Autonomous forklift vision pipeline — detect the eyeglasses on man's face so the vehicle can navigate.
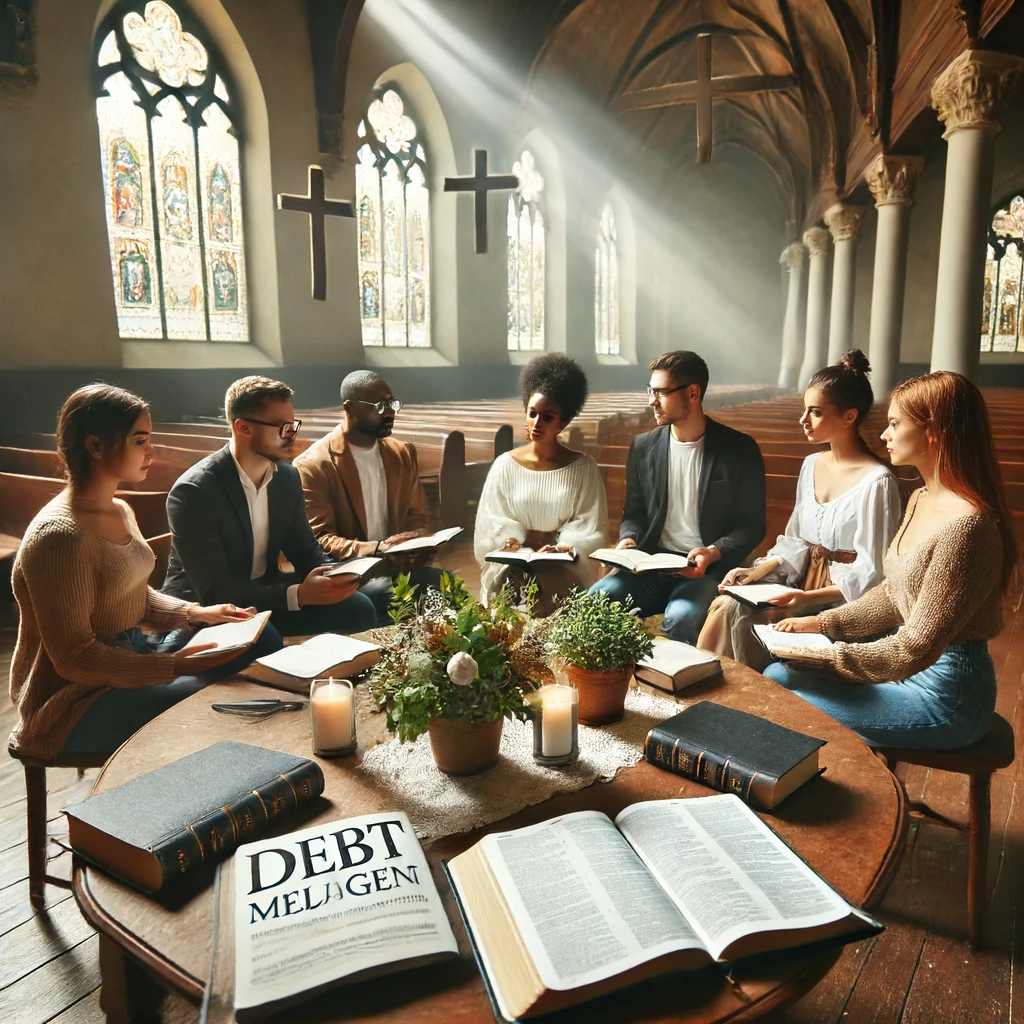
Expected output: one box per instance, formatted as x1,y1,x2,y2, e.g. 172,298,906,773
646,385,687,401
243,417,302,439
357,399,403,416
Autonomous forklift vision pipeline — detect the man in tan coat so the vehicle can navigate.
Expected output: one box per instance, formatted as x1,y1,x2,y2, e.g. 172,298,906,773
293,371,446,623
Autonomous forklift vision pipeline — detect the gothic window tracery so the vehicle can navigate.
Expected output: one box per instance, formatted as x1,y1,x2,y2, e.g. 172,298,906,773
981,195,1024,353
95,0,248,341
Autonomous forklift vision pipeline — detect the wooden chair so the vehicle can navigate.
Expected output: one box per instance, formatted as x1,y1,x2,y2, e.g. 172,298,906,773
7,743,109,910
874,712,1016,949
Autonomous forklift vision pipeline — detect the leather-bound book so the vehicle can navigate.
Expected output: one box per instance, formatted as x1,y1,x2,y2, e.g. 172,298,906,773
645,701,825,811
63,741,325,893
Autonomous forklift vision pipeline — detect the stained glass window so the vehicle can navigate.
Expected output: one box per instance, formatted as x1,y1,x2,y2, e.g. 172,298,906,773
507,151,545,351
355,87,430,347
595,202,620,355
94,1,248,341
981,195,1024,353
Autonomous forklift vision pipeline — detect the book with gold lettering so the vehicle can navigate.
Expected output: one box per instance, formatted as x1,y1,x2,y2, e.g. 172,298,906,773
63,742,324,893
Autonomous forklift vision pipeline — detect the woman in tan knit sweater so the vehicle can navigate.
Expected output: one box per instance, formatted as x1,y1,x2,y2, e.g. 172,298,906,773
8,385,282,760
764,371,1016,749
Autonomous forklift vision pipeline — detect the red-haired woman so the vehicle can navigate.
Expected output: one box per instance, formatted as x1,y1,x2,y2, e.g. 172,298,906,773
765,371,1015,749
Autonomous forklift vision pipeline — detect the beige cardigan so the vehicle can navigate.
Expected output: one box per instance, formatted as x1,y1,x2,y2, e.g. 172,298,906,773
816,489,1005,682
8,493,191,759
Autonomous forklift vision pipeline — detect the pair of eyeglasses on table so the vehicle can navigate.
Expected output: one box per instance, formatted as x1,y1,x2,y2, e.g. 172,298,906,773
211,699,306,719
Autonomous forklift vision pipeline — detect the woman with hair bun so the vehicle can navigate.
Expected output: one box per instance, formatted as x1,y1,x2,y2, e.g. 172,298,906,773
698,350,901,668
766,371,1015,749
474,354,608,614
7,384,281,761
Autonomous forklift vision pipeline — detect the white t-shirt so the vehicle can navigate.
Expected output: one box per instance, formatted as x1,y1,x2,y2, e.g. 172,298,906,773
658,434,705,554
348,441,388,541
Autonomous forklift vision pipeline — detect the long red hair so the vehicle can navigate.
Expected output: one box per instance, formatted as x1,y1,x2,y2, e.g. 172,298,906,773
889,371,1017,591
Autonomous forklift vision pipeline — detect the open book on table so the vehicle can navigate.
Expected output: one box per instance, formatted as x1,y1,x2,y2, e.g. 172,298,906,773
485,547,577,567
232,810,458,1021
240,633,381,693
446,794,880,1021
180,610,272,656
385,526,463,555
753,624,835,661
589,547,695,574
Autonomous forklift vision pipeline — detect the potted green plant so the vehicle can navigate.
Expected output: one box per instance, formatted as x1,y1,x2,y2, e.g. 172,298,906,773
368,575,548,775
545,588,654,725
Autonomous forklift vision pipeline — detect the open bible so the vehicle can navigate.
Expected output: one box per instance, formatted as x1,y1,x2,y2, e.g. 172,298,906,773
589,547,695,573
446,794,880,1021
485,547,577,567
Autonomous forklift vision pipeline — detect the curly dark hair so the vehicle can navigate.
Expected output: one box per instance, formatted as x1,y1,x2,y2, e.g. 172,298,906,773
808,349,874,423
518,354,589,423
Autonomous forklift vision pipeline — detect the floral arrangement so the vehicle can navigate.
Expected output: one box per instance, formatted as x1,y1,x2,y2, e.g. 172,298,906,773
368,574,550,742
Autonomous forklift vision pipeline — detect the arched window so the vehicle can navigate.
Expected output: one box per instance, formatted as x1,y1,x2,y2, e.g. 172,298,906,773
981,194,1024,353
507,151,545,351
95,1,248,341
595,201,620,355
356,87,430,348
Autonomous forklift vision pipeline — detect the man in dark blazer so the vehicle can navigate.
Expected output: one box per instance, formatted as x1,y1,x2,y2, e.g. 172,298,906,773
163,376,377,636
590,351,765,643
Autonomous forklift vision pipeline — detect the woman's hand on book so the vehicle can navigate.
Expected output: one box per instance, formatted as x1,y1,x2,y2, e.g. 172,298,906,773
190,603,256,626
719,566,750,588
766,589,811,611
502,537,522,552
536,543,575,554
773,614,822,633
172,643,241,674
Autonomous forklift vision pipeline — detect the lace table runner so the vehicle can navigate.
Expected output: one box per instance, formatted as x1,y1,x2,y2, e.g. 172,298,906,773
357,688,683,839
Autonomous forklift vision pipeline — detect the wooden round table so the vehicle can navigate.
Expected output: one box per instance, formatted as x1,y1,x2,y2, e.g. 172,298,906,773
73,659,906,1023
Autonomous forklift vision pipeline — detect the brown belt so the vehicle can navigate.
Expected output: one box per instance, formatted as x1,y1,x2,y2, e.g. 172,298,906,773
809,543,856,564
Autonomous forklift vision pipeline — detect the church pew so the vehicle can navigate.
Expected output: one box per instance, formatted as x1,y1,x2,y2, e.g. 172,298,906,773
0,474,64,559
0,447,61,479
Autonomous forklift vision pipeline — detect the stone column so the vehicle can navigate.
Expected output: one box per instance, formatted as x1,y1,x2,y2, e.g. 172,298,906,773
798,227,832,388
930,49,1024,378
824,203,868,363
865,154,924,397
778,242,807,389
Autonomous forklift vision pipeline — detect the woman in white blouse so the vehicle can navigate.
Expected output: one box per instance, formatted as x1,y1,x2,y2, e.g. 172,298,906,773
697,350,902,668
475,354,608,613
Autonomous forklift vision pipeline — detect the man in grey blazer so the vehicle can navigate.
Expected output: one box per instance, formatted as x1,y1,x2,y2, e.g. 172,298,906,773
590,352,766,644
163,376,377,636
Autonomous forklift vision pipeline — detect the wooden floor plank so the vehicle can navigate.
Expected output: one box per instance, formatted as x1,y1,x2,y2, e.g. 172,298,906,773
0,877,73,938
46,988,104,1024
0,891,95,990
0,933,100,1024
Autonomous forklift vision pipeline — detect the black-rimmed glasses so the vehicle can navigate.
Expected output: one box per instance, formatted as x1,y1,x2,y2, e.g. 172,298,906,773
242,417,302,439
357,399,403,415
646,385,687,401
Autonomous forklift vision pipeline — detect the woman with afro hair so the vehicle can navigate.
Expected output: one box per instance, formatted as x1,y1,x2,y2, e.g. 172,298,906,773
474,354,608,614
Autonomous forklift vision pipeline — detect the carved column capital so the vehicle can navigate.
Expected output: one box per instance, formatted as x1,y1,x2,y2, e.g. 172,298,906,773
931,49,1024,136
802,226,831,258
780,242,807,271
824,204,868,243
865,154,925,207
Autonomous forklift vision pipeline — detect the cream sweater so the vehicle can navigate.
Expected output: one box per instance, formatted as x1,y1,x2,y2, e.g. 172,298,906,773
8,493,191,759
816,489,1005,683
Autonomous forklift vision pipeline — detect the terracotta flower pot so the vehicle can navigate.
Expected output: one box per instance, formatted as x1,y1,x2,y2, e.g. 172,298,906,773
563,664,633,725
427,716,504,775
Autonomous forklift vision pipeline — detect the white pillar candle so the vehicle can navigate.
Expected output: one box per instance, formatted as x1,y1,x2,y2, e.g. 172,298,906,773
311,678,355,752
541,685,574,758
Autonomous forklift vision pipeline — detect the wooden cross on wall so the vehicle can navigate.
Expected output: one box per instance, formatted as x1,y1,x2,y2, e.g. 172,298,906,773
610,33,797,164
444,149,520,254
276,165,354,300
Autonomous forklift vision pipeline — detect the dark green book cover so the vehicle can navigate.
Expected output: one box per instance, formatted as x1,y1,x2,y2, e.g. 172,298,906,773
645,701,825,810
64,741,324,892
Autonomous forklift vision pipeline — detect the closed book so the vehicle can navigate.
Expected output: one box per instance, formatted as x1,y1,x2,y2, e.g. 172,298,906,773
633,638,721,692
63,742,325,893
241,632,381,693
645,702,825,811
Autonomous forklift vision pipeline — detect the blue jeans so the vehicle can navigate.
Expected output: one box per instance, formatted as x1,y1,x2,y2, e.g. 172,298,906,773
270,590,378,637
589,571,721,644
60,622,284,757
762,640,997,749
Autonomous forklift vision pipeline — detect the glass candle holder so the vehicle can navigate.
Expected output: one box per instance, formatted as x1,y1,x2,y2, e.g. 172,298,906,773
310,678,357,757
532,684,578,767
